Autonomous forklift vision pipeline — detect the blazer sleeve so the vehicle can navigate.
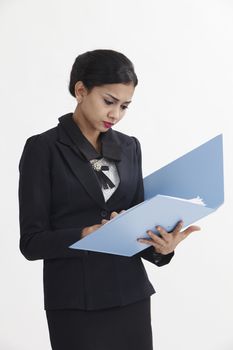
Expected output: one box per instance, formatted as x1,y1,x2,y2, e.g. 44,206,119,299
131,136,175,267
18,134,85,261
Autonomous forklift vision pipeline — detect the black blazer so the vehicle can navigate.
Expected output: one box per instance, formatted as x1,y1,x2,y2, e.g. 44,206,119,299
18,113,174,310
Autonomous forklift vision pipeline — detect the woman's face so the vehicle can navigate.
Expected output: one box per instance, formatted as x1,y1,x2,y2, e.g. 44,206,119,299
74,82,135,133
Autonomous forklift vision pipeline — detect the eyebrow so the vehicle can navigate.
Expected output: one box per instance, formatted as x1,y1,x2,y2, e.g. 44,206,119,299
105,93,132,104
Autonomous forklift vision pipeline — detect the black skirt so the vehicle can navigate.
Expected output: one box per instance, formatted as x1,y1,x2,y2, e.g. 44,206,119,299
46,297,153,350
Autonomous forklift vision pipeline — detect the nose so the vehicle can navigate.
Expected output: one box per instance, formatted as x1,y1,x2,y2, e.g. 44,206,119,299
108,106,121,122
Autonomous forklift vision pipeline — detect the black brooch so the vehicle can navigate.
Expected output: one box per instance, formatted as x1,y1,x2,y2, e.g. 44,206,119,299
90,159,115,190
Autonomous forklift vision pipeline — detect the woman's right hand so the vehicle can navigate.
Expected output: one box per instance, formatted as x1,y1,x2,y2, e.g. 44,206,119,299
81,224,104,238
81,210,126,238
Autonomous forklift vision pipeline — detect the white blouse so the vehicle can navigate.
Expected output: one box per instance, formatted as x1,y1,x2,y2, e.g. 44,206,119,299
89,157,120,202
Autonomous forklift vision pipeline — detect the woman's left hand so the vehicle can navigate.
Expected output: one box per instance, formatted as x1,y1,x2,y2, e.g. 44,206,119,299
137,221,201,255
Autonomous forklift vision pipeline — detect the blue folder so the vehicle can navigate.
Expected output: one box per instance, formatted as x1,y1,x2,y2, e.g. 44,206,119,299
69,134,224,256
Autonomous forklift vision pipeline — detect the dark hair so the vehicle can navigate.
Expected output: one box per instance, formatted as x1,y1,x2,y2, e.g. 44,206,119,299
68,49,138,97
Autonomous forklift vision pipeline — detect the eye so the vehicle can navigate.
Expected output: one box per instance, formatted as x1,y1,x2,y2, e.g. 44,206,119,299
104,99,129,110
104,99,113,105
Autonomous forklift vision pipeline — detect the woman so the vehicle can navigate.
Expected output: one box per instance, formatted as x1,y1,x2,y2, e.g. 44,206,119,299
18,49,200,350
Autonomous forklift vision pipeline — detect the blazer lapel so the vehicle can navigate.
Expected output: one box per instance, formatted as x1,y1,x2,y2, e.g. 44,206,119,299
56,141,107,208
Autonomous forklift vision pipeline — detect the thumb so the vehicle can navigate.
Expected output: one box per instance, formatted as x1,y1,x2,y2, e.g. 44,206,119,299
182,225,201,238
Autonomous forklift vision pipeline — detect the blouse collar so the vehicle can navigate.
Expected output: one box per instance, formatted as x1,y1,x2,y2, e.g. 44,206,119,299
58,113,122,161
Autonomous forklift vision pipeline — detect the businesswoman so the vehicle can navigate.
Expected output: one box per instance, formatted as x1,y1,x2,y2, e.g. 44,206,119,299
18,49,200,350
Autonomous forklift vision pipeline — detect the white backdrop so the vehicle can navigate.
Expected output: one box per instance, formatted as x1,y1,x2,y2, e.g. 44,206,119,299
0,0,232,349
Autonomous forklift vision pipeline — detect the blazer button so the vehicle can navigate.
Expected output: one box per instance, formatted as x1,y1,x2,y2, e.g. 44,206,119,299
101,210,108,218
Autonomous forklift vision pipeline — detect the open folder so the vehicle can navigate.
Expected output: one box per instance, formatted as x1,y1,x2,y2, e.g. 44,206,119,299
70,134,224,256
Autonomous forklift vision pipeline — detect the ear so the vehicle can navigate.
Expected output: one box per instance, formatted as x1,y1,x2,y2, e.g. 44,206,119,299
74,81,88,103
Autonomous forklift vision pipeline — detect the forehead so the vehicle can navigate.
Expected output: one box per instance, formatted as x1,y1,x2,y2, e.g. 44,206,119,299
94,83,135,101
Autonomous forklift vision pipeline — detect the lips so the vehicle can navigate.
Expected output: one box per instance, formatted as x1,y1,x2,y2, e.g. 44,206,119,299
103,121,113,128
